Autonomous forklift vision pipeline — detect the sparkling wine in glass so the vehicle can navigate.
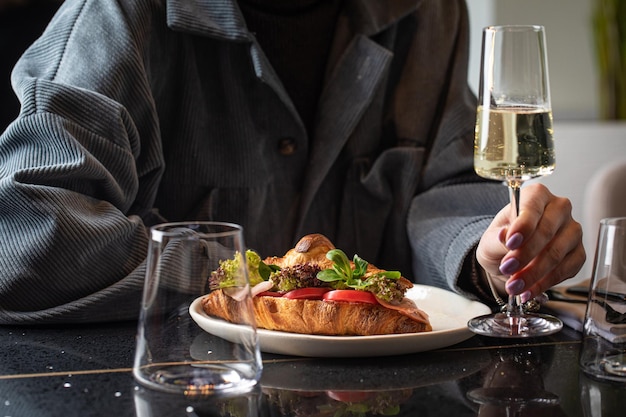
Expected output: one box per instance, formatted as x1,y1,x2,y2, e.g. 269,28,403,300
468,25,563,337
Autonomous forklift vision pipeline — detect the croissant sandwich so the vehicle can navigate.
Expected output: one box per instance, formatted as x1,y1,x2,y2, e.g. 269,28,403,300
201,234,432,336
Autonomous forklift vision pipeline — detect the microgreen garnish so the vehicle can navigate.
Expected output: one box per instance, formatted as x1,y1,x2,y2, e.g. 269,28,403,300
316,249,401,289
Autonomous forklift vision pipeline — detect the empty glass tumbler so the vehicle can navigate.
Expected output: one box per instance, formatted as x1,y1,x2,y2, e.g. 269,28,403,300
579,217,626,382
133,222,262,394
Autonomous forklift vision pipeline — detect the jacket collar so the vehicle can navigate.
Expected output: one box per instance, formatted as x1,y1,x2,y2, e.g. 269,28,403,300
165,0,250,41
165,0,423,40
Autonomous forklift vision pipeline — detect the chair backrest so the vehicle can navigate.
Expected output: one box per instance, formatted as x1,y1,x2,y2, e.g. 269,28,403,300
583,158,626,262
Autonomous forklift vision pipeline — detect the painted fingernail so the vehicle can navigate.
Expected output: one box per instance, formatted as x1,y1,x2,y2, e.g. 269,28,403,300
499,258,520,276
506,232,524,250
506,279,526,295
520,290,533,304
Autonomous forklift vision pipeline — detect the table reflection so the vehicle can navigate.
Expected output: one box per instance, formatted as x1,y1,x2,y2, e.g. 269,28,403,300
466,346,567,417
131,348,492,417
134,385,261,417
579,372,626,417
262,387,413,416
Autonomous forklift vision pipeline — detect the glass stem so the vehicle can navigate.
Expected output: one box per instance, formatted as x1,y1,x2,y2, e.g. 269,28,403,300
509,181,521,217
507,182,523,317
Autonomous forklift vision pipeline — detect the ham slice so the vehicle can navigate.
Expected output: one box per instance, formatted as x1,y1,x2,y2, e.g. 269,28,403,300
377,297,430,325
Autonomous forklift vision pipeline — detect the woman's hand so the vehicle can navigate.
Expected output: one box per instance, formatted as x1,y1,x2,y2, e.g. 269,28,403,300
476,183,586,303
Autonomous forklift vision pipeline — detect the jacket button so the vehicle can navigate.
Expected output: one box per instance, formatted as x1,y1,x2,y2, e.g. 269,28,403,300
277,137,297,155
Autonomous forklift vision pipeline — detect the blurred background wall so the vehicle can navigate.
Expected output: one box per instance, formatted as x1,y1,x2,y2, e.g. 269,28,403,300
467,0,599,120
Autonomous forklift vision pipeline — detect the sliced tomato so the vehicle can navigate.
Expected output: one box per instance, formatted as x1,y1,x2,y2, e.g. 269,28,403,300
322,289,378,305
257,291,283,297
326,390,375,403
283,287,331,300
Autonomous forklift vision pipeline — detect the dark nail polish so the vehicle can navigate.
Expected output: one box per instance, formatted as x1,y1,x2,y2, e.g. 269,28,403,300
506,279,526,295
506,232,524,250
499,258,520,276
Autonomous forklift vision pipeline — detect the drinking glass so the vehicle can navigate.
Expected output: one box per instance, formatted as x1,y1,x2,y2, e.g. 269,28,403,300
579,217,626,382
468,25,563,337
133,222,262,394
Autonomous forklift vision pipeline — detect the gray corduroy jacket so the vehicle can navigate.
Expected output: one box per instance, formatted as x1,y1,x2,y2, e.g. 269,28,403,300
0,0,507,323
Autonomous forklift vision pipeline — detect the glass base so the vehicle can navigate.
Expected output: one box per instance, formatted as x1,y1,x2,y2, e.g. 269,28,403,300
581,353,626,382
134,363,259,395
468,312,563,338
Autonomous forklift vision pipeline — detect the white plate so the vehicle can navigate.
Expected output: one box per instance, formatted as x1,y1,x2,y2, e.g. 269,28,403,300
189,285,490,357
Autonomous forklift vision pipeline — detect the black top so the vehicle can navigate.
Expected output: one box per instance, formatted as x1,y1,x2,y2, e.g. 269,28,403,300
238,0,343,135
0,1,62,131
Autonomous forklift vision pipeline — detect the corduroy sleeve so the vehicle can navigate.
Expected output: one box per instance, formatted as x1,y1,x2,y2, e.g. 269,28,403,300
0,0,165,324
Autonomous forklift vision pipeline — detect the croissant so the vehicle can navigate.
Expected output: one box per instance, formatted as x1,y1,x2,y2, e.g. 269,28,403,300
201,289,432,335
263,233,336,269
264,234,392,276
201,233,432,336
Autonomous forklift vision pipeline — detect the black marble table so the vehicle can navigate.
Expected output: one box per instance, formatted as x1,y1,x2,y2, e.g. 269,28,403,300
1,318,624,416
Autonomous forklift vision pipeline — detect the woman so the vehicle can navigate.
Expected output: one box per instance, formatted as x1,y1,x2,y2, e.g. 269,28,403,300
0,0,584,323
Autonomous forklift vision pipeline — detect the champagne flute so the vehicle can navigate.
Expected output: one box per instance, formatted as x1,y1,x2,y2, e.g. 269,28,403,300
468,25,563,337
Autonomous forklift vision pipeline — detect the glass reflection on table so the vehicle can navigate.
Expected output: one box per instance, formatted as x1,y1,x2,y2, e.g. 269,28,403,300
466,347,567,417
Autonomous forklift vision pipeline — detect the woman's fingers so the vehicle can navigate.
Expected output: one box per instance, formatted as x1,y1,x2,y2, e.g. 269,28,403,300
477,183,586,299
